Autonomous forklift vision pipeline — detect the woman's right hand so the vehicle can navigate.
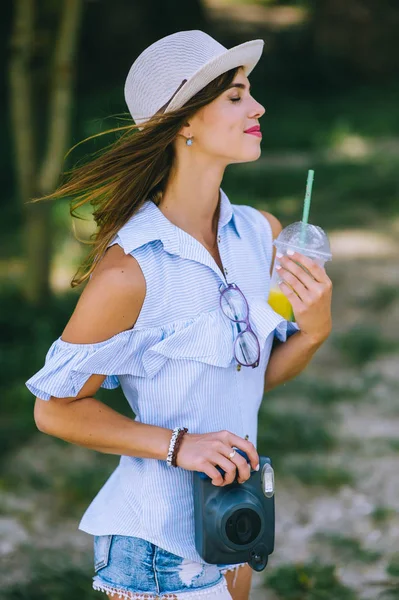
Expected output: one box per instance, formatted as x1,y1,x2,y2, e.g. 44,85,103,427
176,430,260,486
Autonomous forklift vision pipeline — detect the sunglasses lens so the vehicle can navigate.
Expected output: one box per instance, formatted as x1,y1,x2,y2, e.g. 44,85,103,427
220,287,248,321
235,330,259,366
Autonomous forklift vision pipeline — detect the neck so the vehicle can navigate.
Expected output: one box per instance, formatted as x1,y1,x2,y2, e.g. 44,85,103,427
158,151,226,247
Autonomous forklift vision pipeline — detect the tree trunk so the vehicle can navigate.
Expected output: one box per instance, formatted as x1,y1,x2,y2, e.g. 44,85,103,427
9,0,84,305
8,0,36,210
37,0,84,196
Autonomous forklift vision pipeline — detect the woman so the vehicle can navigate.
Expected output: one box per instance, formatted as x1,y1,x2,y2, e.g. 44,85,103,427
26,30,332,600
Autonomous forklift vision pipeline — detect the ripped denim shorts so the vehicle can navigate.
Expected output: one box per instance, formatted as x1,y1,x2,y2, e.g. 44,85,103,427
93,534,246,599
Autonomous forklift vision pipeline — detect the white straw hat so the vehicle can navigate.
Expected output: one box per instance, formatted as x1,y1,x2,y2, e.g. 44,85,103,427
125,30,264,126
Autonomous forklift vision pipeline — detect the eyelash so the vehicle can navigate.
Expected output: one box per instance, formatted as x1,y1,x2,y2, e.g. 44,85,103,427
230,97,241,103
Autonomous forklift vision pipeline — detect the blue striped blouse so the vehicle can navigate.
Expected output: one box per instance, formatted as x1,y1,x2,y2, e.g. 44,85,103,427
25,189,299,563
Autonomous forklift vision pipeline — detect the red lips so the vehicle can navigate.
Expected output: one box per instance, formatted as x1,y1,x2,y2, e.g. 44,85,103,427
244,125,261,134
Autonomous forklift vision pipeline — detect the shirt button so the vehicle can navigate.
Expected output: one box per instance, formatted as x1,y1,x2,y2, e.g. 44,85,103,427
224,267,228,275
236,364,241,371
217,235,221,243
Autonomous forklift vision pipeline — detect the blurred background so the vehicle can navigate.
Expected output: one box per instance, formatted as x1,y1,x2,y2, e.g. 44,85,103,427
1,1,399,598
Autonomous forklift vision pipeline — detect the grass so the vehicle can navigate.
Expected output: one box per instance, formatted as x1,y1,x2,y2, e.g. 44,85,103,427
371,505,397,524
264,374,371,405
314,532,382,564
265,561,358,600
282,459,353,489
379,591,399,600
1,562,98,600
355,285,399,312
331,325,399,366
257,404,335,465
387,439,399,452
386,555,399,578
5,457,118,517
51,455,118,516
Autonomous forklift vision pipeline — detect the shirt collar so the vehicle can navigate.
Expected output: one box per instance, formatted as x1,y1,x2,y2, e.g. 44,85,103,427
116,188,241,256
218,188,241,237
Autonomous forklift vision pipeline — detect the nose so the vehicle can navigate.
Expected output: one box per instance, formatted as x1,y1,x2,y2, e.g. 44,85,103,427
249,98,266,119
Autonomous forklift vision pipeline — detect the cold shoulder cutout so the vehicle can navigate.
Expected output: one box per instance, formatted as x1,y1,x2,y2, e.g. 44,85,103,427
26,296,299,401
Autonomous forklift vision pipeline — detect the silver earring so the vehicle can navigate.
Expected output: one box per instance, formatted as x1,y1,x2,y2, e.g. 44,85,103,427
186,137,193,146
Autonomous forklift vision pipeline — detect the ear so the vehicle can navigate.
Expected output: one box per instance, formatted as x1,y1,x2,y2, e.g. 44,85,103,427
177,121,191,138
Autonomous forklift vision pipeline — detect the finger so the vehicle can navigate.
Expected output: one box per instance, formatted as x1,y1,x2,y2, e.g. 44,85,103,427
233,454,251,484
285,252,329,284
277,258,318,291
218,443,251,483
276,266,311,301
278,281,303,313
226,435,259,470
204,465,224,487
213,455,237,485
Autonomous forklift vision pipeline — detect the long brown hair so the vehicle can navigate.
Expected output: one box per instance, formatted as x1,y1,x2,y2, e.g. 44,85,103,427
32,67,240,287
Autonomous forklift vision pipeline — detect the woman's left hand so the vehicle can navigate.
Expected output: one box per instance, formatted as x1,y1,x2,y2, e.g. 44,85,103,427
276,251,333,344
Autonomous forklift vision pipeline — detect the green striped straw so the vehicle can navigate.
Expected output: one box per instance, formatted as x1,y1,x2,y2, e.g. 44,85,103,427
300,169,314,246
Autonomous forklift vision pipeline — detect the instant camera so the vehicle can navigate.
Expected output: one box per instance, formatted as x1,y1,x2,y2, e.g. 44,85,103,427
193,449,275,571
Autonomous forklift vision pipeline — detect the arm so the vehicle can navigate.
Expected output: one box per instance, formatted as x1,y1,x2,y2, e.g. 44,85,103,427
264,331,324,393
33,244,173,459
34,244,259,485
258,211,333,392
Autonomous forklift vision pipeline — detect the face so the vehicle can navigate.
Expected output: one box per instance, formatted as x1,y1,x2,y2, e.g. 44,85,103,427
183,69,265,165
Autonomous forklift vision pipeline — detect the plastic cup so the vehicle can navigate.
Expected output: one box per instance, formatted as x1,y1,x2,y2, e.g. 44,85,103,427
268,221,332,321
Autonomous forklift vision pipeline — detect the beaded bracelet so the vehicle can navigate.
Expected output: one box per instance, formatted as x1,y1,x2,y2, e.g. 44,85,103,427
171,427,188,467
166,427,188,467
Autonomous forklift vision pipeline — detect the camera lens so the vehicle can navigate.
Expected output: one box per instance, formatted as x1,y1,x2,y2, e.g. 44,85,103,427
225,508,261,545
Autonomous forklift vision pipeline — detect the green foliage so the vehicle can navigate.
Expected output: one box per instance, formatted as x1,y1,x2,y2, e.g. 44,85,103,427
371,505,397,524
314,532,381,563
332,325,398,366
254,85,399,152
2,563,98,600
3,445,118,517
265,562,358,599
266,374,370,405
283,460,353,489
379,590,399,600
387,439,399,452
50,455,118,516
0,288,77,459
386,555,399,578
224,158,399,230
0,286,131,464
257,404,335,464
355,285,399,312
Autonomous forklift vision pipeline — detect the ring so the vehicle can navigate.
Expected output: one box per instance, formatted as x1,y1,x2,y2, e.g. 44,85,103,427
229,449,236,459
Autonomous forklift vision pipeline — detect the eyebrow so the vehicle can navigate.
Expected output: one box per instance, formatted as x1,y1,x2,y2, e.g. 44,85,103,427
227,83,251,91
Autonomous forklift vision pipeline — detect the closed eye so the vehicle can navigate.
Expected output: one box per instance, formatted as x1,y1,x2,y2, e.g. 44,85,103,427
230,97,241,103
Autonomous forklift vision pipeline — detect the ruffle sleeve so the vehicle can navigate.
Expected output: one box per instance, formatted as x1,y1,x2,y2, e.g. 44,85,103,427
246,297,300,343
25,298,300,400
138,297,300,375
25,328,159,401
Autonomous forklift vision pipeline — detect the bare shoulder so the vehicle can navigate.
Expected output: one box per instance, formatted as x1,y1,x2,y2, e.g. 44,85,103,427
61,244,146,344
257,209,283,240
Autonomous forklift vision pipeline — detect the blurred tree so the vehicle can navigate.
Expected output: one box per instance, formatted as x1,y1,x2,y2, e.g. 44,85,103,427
311,0,399,82
8,0,83,305
7,0,209,304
